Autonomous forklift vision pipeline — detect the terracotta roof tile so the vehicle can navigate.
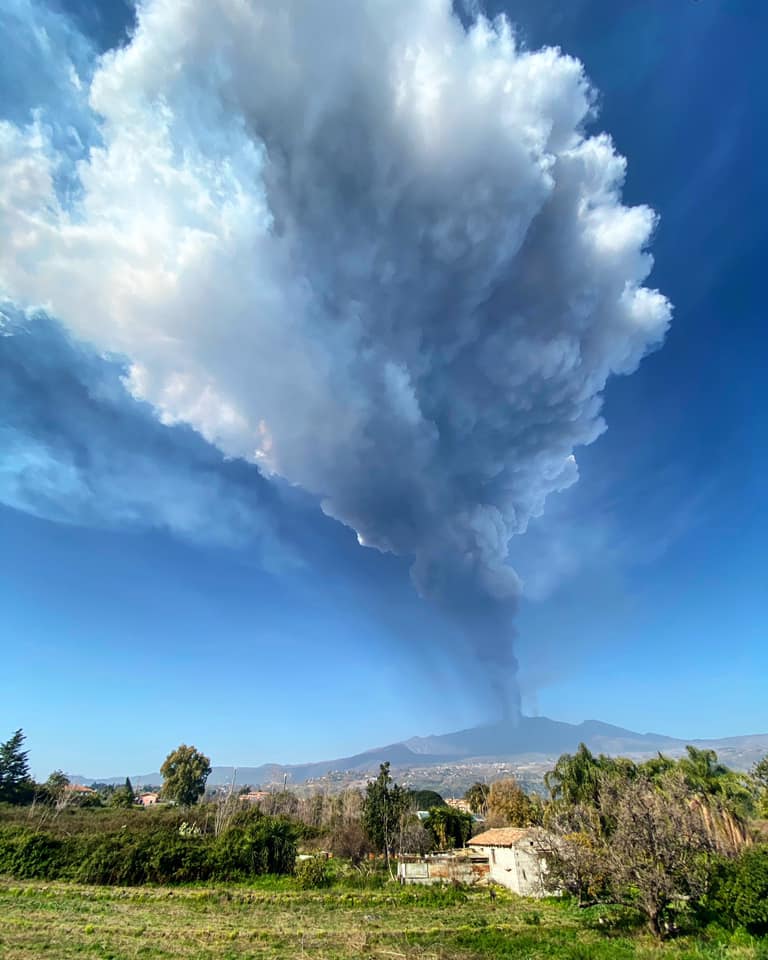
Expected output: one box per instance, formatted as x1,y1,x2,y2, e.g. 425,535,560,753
467,827,537,847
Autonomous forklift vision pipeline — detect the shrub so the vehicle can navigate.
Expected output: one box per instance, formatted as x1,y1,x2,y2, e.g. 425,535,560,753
704,847,768,935
213,814,297,879
0,829,64,878
0,813,298,885
295,856,330,889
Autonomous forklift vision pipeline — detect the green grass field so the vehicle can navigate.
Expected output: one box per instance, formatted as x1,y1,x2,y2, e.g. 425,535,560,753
1,877,766,960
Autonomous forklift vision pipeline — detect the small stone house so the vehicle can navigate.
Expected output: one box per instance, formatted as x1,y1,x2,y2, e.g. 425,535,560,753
467,827,549,897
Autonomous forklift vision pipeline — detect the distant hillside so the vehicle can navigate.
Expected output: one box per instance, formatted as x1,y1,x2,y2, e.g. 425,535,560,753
72,715,768,788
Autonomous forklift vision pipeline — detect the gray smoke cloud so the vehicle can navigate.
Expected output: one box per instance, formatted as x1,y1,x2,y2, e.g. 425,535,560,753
0,0,670,708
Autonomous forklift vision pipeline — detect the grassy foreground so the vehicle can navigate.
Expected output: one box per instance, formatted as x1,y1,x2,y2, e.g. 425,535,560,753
1,877,766,960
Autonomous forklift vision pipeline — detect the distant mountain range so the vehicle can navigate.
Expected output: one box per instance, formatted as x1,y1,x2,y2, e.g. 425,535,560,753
72,715,768,789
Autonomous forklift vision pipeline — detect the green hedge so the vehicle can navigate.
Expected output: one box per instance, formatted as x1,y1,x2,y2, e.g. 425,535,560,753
703,846,768,936
0,813,297,885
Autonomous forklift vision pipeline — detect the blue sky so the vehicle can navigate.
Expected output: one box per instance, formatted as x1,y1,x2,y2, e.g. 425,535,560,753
0,0,765,778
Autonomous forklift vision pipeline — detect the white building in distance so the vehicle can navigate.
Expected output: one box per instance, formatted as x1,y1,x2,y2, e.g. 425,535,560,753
467,827,549,897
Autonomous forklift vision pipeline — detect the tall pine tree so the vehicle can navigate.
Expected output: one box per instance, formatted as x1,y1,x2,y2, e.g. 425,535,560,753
0,729,32,804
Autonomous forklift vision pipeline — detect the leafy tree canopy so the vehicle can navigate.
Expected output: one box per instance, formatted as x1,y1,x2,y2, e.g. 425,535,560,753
408,789,445,810
488,778,540,826
44,770,70,795
464,782,490,814
160,744,212,807
753,755,768,790
424,806,472,850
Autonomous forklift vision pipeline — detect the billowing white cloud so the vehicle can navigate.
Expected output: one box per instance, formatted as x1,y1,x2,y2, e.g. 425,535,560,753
0,303,297,567
0,0,670,705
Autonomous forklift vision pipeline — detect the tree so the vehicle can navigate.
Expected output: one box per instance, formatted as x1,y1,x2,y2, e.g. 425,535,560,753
602,775,718,936
543,772,722,936
677,746,755,818
160,744,211,807
464,782,490,815
409,789,445,810
544,743,603,806
753,755,768,791
361,762,408,875
638,753,676,782
111,777,136,808
752,755,768,817
43,770,71,810
544,743,638,808
538,802,608,905
678,746,729,794
0,729,33,804
424,806,472,850
488,778,539,826
44,770,70,795
262,790,299,818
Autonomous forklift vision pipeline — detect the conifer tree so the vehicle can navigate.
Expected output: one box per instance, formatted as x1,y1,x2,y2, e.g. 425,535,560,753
0,729,33,804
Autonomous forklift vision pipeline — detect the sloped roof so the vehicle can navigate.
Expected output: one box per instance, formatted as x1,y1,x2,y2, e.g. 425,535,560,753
467,827,537,847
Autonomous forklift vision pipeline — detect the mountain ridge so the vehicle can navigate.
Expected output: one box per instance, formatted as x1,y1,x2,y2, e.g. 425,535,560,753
70,715,768,787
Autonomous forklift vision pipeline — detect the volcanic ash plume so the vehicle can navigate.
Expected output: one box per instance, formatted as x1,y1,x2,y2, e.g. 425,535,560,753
0,0,671,706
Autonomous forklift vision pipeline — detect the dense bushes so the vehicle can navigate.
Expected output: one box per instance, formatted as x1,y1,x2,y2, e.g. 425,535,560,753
0,810,298,885
0,829,65,879
212,813,297,879
703,847,768,935
294,855,331,889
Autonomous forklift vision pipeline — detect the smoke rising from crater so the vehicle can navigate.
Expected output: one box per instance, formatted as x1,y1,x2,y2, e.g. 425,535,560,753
0,0,670,708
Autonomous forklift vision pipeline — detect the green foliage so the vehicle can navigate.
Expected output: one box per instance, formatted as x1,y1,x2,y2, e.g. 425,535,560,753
44,770,70,795
409,789,445,810
361,762,408,862
752,756,768,817
109,776,136,808
160,744,212,807
0,828,65,878
545,743,754,822
637,753,676,781
424,805,472,850
0,730,34,804
110,784,136,808
0,810,297,884
75,829,210,884
545,744,606,806
704,847,768,935
753,756,768,790
465,781,490,814
294,855,331,888
212,810,297,879
676,746,755,815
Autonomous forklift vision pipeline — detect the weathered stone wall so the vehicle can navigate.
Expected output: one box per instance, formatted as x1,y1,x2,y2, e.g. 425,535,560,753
397,853,489,885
